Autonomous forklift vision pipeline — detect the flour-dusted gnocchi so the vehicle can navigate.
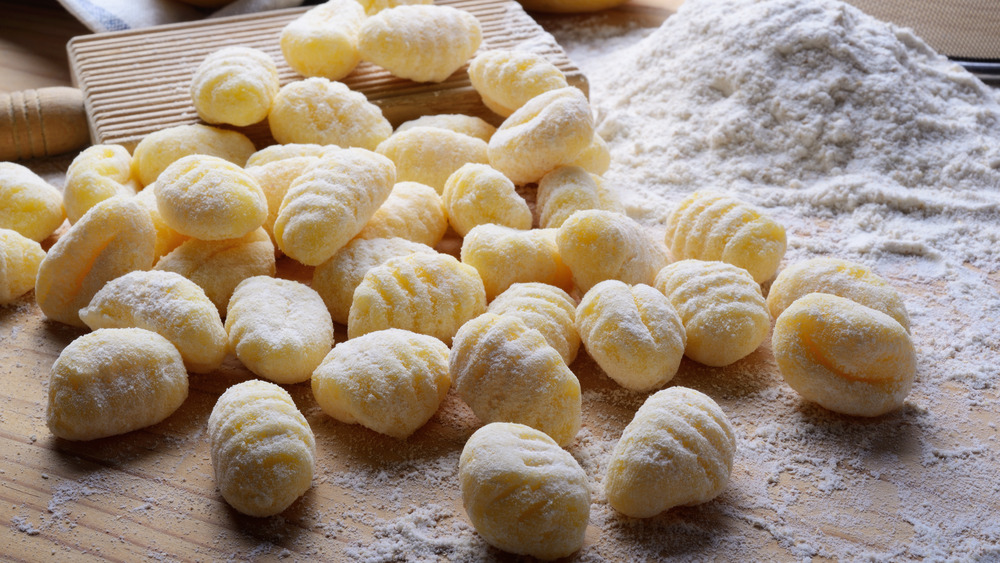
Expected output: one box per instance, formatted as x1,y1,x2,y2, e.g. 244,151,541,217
450,313,581,446
488,282,579,366
0,228,45,304
131,123,255,187
376,127,488,194
654,259,770,367
155,154,267,241
312,329,450,438
459,422,589,560
274,148,396,266
268,78,393,149
567,132,611,175
133,185,188,260
354,181,448,247
245,143,340,168
576,280,686,391
348,252,486,345
79,270,227,374
605,386,735,518
279,0,365,81
488,87,594,185
0,162,64,242
766,257,910,331
356,0,431,15
468,50,569,118
64,144,138,224
395,114,496,142
155,227,276,316
556,209,669,293
226,276,334,384
208,380,315,517
36,198,155,327
359,5,482,83
191,46,279,126
461,224,573,301
537,165,620,229
772,293,916,417
442,163,532,236
312,237,437,325
46,328,188,441
664,191,787,284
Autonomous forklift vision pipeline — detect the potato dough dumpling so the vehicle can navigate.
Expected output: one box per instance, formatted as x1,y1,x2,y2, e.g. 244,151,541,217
450,313,581,446
312,329,450,438
46,328,188,441
64,144,138,224
191,46,279,126
442,163,532,236
279,0,365,81
772,293,916,417
376,127,488,194
355,181,448,247
459,422,590,560
208,380,315,517
537,165,620,229
488,282,579,366
357,0,432,15
133,187,189,260
605,386,735,518
226,277,334,384
131,123,255,187
468,50,569,118
461,225,573,301
0,228,45,304
268,78,393,149
395,114,496,142
0,162,65,242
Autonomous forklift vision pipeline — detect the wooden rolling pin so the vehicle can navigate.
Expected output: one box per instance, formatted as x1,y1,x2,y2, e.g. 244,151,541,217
0,87,90,162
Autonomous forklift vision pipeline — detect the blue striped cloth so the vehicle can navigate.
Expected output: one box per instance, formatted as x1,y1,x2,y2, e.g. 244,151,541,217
56,0,305,33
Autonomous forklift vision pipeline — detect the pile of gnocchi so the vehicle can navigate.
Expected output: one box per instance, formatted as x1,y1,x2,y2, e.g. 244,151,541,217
0,0,915,559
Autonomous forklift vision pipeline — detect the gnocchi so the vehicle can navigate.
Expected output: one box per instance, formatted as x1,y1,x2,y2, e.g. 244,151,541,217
131,123,255,187
64,144,138,224
567,132,611,176
488,282,579,366
516,0,629,12
376,127,488,194
356,0,432,15
461,224,573,301
312,328,450,438
354,181,448,247
0,162,64,242
0,228,45,304
268,78,393,150
134,185,188,260
772,293,916,417
459,422,590,560
442,163,532,236
468,49,569,118
279,0,365,81
537,165,619,229
395,114,496,142
191,46,279,126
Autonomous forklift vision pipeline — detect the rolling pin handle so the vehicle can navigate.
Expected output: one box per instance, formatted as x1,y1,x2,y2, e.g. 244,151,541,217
0,87,91,162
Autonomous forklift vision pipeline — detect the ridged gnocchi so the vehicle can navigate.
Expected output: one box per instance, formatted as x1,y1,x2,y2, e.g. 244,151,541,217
354,181,448,247
356,0,432,15
46,328,188,441
226,276,334,384
576,280,686,391
312,328,450,438
0,162,64,242
664,191,787,284
79,270,227,374
468,49,569,118
395,114,496,142
537,165,621,229
359,5,482,83
772,293,916,417
442,163,532,236
208,380,315,517
279,0,365,81
131,123,255,187
376,127,488,194
268,78,393,150
0,228,45,304
556,209,669,293
605,386,735,518
654,259,770,367
567,132,611,175
450,313,581,446
64,144,138,225
461,224,573,301
190,46,279,126
348,252,486,345
459,422,590,560
488,282,579,366
274,148,396,266
133,186,188,260
766,257,910,331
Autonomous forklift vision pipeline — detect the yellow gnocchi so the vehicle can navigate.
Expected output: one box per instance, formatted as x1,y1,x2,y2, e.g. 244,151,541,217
766,257,910,331
664,191,787,284
64,144,138,225
274,148,396,266
133,186,189,261
772,293,916,417
311,328,450,438
154,227,276,316
312,236,437,325
356,0,432,15
226,276,334,384
488,86,594,185
155,154,267,241
468,49,569,118
605,386,736,518
537,165,621,229
0,228,45,305
450,313,581,446
354,181,448,247
36,198,155,328
79,270,227,374
359,5,482,83
654,259,770,367
459,422,590,560
0,162,64,242
190,46,279,127
556,209,669,293
131,123,256,188
576,280,686,392
395,114,496,142
348,251,486,345
208,380,315,517
268,78,393,150
245,143,339,168
46,328,188,441
567,132,611,175
376,127,488,194
461,224,574,301
488,282,579,366
442,163,532,236
279,0,365,81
